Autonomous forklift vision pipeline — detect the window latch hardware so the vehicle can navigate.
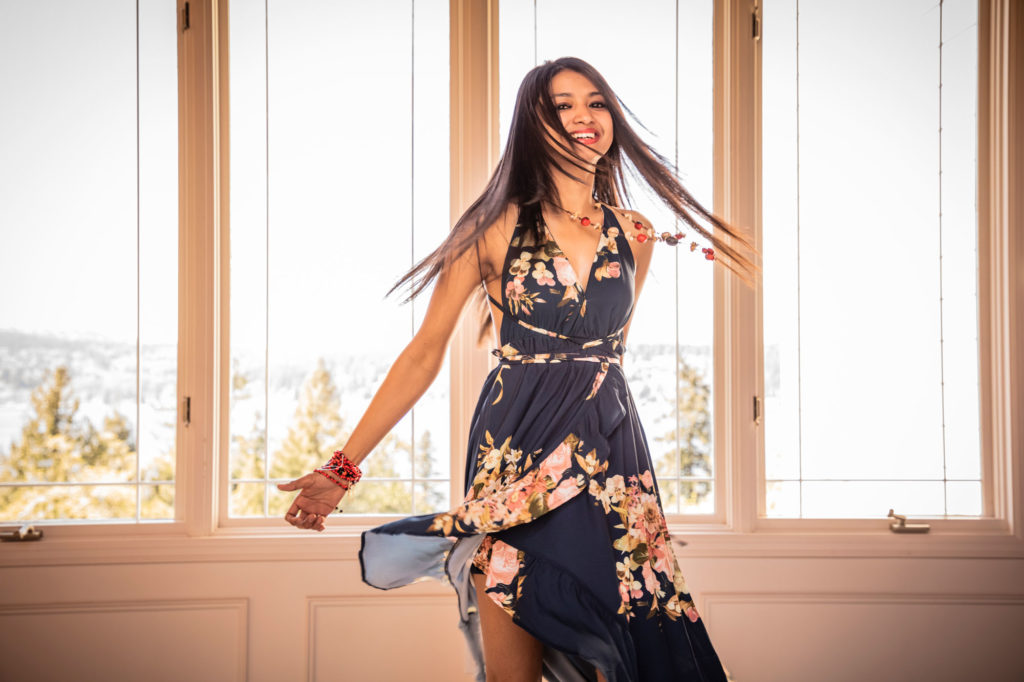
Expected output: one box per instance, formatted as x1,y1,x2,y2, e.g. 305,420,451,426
0,524,45,542
887,508,930,534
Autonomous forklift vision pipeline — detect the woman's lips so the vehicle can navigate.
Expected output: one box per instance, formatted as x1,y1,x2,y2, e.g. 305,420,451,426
571,129,599,145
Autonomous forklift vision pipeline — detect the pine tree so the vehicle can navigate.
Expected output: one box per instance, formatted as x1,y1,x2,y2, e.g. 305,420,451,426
230,410,268,516
262,359,445,516
141,444,175,519
227,360,269,516
414,429,447,511
0,366,136,521
270,358,346,479
340,430,415,514
654,355,713,507
265,358,348,516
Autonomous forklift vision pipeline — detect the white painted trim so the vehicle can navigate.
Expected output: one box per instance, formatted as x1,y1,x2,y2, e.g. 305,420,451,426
175,0,228,538
3,524,1022,568
978,0,1024,544
713,0,763,532
448,0,500,505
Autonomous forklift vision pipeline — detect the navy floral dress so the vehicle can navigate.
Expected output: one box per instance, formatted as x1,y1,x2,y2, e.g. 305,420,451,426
361,204,729,681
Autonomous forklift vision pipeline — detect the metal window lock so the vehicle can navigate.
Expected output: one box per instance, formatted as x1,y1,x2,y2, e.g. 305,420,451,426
0,524,45,542
887,509,930,534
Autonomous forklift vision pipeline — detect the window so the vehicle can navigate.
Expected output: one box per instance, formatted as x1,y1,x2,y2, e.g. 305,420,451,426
225,0,452,521
761,0,982,519
0,2,179,523
499,0,720,515
3,2,1019,559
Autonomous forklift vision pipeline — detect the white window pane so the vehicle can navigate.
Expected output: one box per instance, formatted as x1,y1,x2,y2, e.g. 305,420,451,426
499,0,716,515
765,480,800,518
0,1,178,522
762,0,981,517
680,480,714,514
228,0,450,518
946,480,982,516
801,481,946,519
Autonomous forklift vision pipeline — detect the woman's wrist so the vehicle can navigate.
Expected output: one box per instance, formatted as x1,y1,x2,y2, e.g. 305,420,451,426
315,469,352,489
314,450,363,488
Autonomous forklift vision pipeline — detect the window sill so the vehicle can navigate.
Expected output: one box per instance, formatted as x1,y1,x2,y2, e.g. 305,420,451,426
667,515,1024,558
2,518,1022,567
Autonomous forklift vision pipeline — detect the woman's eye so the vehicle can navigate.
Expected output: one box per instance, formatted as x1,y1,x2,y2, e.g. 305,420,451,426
590,101,606,108
556,103,571,110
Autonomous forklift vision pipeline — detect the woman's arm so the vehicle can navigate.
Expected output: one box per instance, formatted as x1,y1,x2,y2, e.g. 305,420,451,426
340,237,488,466
278,211,513,532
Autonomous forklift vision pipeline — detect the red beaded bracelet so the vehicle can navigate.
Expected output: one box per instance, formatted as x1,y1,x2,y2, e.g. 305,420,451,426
315,450,362,487
315,469,353,489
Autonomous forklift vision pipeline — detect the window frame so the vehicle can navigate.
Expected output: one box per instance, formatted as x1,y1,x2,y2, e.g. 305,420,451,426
2,0,1020,569
697,0,1024,557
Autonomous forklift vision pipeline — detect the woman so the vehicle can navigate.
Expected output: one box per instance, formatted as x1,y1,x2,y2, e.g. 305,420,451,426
279,57,757,681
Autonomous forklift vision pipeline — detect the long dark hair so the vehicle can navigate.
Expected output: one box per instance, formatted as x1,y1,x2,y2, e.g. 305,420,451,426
388,56,759,306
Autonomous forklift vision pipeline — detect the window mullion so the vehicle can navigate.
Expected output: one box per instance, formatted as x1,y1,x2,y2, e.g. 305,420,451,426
714,0,763,532
176,0,229,536
447,0,500,506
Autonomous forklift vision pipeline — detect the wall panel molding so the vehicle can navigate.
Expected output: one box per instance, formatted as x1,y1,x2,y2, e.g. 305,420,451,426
306,594,472,681
0,598,249,681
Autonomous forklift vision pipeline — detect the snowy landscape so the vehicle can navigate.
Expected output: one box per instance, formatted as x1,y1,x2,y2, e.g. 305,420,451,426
0,329,716,516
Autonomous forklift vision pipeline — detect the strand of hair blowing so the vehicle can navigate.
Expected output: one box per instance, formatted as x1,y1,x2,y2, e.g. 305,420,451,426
387,57,760,310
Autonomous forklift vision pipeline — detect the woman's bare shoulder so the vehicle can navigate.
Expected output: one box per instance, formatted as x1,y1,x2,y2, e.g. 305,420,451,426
484,202,519,240
474,203,520,275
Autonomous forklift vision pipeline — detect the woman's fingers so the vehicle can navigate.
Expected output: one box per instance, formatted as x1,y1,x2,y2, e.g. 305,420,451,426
284,496,304,524
284,499,316,528
279,472,337,530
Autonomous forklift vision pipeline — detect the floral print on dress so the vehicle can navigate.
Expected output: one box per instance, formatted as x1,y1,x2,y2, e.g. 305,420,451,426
588,468,701,623
426,432,600,537
473,537,527,617
504,216,621,322
505,277,544,317
585,361,610,400
531,261,556,286
552,256,577,287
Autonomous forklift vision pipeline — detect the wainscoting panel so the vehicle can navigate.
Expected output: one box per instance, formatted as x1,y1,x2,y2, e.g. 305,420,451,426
308,594,476,681
0,598,248,682
701,592,1024,682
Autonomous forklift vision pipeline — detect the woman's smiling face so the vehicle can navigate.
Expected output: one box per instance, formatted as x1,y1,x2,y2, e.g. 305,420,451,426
547,69,614,162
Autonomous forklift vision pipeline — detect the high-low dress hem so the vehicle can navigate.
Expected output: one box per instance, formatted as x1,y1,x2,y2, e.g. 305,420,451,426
360,205,729,681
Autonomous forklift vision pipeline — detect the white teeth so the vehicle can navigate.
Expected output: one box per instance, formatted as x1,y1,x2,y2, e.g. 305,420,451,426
573,133,595,140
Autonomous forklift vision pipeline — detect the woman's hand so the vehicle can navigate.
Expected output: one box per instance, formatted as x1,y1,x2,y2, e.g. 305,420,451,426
277,473,347,532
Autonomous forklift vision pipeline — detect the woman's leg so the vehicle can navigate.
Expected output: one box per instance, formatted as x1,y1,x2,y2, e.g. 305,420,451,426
473,572,544,682
472,573,608,682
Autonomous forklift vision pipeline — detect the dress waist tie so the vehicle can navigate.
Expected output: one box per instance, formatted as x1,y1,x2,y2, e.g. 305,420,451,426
492,318,625,365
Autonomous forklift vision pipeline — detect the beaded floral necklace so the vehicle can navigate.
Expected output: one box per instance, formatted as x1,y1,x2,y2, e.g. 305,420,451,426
550,201,715,260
